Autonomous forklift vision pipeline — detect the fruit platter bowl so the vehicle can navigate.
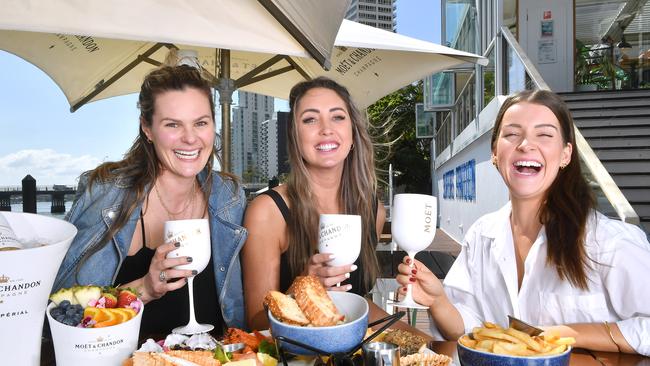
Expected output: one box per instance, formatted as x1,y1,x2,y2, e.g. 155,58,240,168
46,285,144,366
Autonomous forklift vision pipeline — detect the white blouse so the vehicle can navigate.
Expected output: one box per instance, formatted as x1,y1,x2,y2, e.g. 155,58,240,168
431,203,650,355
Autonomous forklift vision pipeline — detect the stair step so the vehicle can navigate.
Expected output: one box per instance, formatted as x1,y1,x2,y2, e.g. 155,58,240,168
571,108,650,118
560,89,650,101
601,161,650,174
587,136,650,149
594,149,650,160
610,174,650,188
574,117,650,128
619,188,650,203
580,126,650,138
567,97,650,109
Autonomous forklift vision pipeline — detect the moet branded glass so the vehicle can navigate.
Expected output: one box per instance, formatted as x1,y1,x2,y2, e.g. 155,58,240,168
164,219,213,335
389,194,437,309
318,214,362,267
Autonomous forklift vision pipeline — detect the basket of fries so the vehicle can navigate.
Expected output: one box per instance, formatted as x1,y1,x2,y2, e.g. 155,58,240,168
457,322,574,366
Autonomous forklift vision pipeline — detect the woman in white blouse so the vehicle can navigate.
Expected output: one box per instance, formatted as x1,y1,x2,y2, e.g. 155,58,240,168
396,89,650,355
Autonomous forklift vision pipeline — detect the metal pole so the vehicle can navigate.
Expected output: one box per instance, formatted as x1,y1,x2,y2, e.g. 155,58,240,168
494,0,503,97
218,49,235,172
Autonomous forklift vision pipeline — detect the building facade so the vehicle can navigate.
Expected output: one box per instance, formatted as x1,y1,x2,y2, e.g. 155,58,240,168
345,0,396,32
231,91,274,182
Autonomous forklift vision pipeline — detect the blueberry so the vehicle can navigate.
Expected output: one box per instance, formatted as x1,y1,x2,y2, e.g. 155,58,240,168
65,308,77,316
63,317,77,326
55,314,66,322
59,300,71,309
50,307,63,318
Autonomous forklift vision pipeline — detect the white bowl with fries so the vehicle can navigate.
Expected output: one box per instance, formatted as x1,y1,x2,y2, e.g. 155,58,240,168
457,322,574,366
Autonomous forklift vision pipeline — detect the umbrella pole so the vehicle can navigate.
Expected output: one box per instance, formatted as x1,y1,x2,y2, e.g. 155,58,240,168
217,49,235,173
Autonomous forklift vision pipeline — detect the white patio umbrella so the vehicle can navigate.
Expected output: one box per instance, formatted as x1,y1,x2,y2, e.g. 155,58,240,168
0,0,350,170
0,2,486,171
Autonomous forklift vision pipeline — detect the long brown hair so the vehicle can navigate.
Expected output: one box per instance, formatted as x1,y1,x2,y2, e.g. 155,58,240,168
491,89,595,290
75,64,234,278
285,77,379,293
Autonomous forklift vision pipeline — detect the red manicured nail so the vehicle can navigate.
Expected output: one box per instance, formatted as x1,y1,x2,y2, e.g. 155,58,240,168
411,269,417,275
409,277,416,282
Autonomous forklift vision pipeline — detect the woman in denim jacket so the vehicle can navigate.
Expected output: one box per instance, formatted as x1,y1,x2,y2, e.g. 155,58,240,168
53,63,247,334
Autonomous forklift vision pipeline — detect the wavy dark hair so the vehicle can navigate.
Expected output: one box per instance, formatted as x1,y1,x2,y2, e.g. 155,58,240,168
491,89,596,290
285,77,380,293
74,64,234,279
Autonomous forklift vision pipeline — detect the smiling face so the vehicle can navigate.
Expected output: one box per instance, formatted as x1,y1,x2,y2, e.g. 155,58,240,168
142,87,215,180
492,102,572,202
294,87,354,172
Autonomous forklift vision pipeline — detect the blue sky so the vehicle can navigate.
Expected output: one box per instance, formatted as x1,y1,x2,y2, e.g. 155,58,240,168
0,0,440,186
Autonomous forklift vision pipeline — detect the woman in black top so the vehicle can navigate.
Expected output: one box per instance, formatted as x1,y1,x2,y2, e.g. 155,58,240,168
242,77,427,339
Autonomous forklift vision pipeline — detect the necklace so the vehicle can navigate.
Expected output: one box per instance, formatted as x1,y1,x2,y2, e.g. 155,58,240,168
154,181,196,220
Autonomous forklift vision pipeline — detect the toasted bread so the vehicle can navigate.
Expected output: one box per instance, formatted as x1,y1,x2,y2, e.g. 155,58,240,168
382,329,428,355
400,353,452,366
291,276,344,326
264,290,310,326
127,351,221,366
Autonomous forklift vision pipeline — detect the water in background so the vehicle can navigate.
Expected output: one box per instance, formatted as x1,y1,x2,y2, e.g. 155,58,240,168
10,201,73,220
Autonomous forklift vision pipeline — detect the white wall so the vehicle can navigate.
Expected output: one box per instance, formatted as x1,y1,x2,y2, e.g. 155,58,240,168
518,0,574,92
434,97,509,243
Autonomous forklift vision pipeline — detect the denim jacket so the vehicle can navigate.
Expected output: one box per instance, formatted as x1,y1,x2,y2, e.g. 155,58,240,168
53,170,248,329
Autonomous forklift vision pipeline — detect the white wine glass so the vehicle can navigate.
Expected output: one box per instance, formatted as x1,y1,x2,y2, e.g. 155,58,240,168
388,194,437,309
318,214,362,287
164,219,213,335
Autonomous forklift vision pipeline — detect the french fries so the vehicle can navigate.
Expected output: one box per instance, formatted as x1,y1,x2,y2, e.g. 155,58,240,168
458,322,576,357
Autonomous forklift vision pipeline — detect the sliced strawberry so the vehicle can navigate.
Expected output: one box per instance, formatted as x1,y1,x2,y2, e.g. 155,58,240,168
117,288,138,308
101,293,118,308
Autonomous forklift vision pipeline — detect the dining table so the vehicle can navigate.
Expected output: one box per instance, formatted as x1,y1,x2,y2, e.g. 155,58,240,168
40,332,649,366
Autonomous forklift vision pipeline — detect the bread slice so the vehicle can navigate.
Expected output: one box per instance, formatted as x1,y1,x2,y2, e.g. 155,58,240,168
382,329,428,355
264,290,310,326
165,350,220,366
291,276,344,326
127,351,221,366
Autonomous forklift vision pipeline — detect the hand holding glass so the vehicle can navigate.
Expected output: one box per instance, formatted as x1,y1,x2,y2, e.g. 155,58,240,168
389,194,437,309
318,214,362,287
165,219,213,334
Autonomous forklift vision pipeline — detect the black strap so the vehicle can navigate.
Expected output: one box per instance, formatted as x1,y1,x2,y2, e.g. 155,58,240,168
139,210,147,248
261,190,290,223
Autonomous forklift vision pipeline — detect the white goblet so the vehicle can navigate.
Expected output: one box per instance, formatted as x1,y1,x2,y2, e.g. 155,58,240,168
318,214,362,286
164,219,213,335
389,194,437,309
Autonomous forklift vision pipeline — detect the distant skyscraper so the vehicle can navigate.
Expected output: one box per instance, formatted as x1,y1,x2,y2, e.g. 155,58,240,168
258,118,278,181
231,91,274,182
345,0,396,32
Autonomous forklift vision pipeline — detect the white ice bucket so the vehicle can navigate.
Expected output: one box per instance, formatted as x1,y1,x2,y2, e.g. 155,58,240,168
0,212,77,366
46,302,143,366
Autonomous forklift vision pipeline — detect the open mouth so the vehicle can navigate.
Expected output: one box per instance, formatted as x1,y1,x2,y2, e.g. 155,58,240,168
315,143,339,152
513,160,542,175
174,149,200,160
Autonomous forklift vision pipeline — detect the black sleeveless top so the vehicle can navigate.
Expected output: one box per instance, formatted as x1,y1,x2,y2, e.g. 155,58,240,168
261,190,377,296
114,213,225,337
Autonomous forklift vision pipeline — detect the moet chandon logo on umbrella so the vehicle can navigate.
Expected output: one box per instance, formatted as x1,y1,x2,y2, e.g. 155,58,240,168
319,223,353,246
423,203,434,233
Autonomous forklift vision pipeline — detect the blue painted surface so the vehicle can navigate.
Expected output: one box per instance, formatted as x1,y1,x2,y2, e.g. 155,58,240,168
268,291,369,355
443,159,476,201
457,342,571,366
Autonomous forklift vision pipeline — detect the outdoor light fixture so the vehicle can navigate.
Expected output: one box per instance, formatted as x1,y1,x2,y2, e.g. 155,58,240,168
617,26,632,51
177,49,201,69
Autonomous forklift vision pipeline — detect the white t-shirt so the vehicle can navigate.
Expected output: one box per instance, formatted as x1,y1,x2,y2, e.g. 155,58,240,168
432,203,650,355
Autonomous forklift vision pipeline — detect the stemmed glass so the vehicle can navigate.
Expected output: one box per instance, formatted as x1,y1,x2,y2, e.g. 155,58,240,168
318,214,362,287
388,193,437,309
164,219,214,334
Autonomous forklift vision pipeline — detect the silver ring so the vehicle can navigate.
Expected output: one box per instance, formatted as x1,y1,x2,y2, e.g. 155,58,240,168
159,270,167,282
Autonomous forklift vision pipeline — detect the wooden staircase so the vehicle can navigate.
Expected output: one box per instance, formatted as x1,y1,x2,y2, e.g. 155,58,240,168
560,89,650,235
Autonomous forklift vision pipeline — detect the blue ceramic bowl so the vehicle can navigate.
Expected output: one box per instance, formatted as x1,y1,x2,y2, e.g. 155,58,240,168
457,339,571,366
268,291,369,355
